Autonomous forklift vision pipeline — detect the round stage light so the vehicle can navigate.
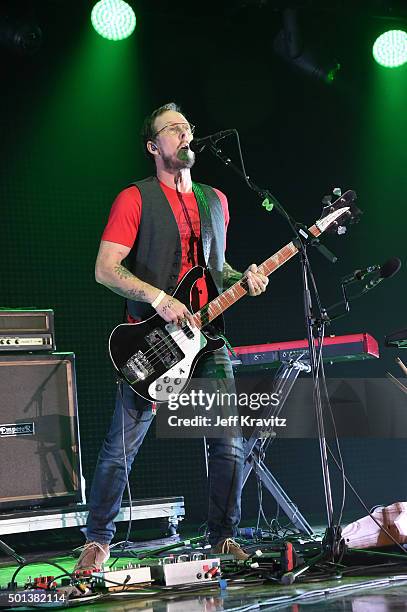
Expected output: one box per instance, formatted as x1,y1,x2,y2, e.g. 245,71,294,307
372,30,407,68
91,0,136,41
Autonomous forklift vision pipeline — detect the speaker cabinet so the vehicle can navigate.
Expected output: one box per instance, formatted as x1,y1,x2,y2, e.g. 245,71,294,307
0,353,84,510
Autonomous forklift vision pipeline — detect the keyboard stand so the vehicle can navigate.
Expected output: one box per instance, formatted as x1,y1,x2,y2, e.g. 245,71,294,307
242,359,314,536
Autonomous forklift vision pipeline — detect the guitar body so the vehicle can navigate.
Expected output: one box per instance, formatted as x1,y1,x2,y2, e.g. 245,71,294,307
109,266,225,402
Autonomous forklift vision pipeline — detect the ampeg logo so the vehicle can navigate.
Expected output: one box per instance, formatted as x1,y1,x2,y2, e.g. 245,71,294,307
0,423,35,437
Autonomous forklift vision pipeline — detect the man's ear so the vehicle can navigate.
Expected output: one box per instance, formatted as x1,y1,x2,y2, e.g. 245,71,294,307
147,141,158,154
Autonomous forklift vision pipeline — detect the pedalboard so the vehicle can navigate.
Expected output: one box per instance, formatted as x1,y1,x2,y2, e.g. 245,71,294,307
0,544,307,608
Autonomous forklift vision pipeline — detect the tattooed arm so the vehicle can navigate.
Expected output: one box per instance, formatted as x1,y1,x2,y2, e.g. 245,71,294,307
95,240,159,302
222,261,243,289
95,240,194,325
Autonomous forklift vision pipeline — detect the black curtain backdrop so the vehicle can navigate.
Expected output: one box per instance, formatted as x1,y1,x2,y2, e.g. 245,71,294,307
1,1,406,529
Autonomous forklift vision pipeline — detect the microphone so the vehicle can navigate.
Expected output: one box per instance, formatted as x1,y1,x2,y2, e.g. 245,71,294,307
189,129,235,153
362,257,401,291
342,257,401,285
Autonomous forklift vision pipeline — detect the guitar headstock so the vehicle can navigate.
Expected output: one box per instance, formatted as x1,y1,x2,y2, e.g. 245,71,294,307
316,189,362,235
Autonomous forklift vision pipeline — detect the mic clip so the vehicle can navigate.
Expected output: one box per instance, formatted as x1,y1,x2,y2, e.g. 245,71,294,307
341,264,380,285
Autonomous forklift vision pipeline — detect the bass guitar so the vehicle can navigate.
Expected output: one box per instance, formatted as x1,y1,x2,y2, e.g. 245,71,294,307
109,190,359,402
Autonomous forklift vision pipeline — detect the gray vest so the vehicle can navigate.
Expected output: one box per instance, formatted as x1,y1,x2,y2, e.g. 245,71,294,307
124,176,225,320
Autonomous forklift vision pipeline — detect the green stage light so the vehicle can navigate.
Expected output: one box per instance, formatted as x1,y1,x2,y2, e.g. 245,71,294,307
91,0,136,41
372,30,407,68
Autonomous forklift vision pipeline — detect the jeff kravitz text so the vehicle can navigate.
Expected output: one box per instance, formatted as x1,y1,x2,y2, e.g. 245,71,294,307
167,414,286,428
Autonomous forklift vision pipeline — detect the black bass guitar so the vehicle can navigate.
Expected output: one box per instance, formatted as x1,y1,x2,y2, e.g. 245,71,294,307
109,190,359,402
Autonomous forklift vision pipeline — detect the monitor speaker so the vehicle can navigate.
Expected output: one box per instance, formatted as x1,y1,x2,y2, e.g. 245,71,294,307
0,353,84,510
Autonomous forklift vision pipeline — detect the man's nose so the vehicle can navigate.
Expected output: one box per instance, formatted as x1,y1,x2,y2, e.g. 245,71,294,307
178,133,189,146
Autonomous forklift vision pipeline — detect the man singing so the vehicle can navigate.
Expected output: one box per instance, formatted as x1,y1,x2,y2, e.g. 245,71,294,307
75,103,269,571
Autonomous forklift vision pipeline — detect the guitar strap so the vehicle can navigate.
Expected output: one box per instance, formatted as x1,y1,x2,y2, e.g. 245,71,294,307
192,181,212,266
192,182,236,354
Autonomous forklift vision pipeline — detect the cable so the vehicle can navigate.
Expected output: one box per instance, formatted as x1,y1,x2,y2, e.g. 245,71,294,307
327,445,407,555
108,380,153,568
130,133,344,565
306,316,347,550
10,561,72,588
255,470,277,536
233,131,289,227
318,356,407,554
320,358,347,532
302,247,347,548
117,377,154,424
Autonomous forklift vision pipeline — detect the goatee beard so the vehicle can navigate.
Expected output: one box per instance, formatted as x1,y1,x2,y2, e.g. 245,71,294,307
162,149,195,171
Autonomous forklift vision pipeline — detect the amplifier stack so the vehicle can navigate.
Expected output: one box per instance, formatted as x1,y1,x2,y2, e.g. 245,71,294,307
0,309,85,510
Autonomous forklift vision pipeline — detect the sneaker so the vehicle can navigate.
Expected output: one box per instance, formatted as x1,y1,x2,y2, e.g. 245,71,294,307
73,541,110,573
211,537,249,561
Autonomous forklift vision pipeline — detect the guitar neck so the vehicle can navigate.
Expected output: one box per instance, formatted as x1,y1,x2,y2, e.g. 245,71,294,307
193,223,321,328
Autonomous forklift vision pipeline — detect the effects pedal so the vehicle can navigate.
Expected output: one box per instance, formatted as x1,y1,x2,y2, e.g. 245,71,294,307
92,565,152,591
148,555,221,586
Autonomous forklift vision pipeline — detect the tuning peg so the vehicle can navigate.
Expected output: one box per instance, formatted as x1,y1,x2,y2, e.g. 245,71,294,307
337,225,347,235
333,187,342,196
322,195,332,205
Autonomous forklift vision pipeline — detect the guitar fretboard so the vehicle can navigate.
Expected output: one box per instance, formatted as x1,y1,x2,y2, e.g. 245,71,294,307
192,223,321,328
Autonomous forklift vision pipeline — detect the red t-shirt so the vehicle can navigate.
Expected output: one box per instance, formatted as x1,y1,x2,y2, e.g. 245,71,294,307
101,180,229,312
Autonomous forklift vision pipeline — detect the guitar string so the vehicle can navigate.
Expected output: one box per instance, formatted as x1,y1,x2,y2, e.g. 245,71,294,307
135,242,300,368
116,246,300,378
121,283,247,375
119,255,278,371
116,228,335,380
112,203,351,386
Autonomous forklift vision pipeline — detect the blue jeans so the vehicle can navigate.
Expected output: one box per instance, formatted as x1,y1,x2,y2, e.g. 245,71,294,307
86,346,244,545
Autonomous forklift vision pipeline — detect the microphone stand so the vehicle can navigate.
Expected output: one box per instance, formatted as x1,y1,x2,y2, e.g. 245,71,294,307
206,141,343,574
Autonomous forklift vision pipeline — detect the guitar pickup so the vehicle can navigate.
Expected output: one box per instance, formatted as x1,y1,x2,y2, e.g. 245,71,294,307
146,327,184,369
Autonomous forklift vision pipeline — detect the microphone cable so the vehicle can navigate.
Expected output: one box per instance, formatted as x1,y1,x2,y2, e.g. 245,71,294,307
109,379,154,568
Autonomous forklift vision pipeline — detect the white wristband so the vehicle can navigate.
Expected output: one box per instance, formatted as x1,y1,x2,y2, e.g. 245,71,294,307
151,290,166,309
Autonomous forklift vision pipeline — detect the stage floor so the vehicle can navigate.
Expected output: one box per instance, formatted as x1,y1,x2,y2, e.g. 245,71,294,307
1,527,407,611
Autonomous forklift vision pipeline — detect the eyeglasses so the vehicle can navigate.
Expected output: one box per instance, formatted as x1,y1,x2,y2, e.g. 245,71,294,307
153,122,195,139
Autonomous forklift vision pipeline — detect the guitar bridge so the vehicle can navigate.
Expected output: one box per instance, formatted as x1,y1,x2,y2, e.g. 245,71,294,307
122,350,153,384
